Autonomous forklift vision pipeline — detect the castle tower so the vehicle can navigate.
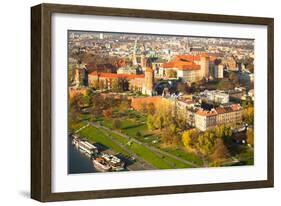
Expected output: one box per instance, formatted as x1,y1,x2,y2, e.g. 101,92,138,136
215,64,224,79
132,39,138,66
140,43,146,68
142,59,154,96
199,56,210,79
140,54,146,68
74,68,81,87
73,65,88,87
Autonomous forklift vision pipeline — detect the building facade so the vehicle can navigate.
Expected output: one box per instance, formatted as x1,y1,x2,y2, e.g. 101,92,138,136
194,104,242,131
156,54,211,82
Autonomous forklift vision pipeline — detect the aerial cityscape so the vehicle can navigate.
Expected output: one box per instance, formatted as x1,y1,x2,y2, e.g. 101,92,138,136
68,31,254,173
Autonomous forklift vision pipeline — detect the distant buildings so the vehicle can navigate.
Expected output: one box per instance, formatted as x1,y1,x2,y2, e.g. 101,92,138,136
117,67,137,75
239,72,254,90
226,56,238,71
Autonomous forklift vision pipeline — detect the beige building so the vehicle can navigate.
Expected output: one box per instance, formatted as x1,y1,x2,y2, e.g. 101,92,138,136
195,104,242,131
214,64,224,79
157,55,211,82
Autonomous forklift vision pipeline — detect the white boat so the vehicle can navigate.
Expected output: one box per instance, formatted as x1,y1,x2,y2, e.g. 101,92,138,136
92,157,111,172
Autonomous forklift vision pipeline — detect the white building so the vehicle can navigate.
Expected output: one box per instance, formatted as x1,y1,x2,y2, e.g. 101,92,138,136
201,90,229,104
214,64,224,79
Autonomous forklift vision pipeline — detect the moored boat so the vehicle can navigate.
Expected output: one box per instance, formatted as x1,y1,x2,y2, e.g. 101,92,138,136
92,157,111,172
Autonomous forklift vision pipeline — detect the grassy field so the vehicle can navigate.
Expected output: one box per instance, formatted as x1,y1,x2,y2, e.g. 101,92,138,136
78,126,130,156
236,147,254,165
70,110,202,169
163,148,203,165
101,128,195,169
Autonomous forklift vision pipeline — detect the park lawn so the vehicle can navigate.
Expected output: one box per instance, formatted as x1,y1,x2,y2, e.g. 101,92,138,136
122,123,147,137
105,130,193,169
102,129,173,169
127,141,172,169
160,155,193,168
163,147,203,166
68,121,86,132
78,126,129,156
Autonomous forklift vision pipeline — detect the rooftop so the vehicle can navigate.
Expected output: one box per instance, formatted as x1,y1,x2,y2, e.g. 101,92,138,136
89,71,144,79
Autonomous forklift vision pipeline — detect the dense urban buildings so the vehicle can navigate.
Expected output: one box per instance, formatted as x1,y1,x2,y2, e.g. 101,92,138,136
68,31,255,173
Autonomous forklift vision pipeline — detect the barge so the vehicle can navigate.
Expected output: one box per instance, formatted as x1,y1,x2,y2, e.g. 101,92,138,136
72,136,98,157
92,153,125,172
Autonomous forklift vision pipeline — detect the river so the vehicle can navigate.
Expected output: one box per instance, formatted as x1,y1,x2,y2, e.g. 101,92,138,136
68,136,99,174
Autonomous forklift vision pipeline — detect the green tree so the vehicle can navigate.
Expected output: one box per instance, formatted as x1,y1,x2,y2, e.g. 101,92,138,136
247,128,254,146
166,69,177,78
210,138,230,162
147,114,155,130
99,79,105,91
102,108,112,119
243,106,254,125
136,131,142,138
139,102,147,113
112,119,122,130
112,78,119,92
194,130,216,158
147,102,156,115
92,79,99,90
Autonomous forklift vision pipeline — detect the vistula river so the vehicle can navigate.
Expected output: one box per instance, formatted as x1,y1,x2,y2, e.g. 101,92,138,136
68,136,99,174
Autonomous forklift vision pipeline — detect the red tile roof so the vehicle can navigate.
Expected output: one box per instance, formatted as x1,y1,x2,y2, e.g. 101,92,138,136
196,109,217,117
196,104,241,116
89,71,144,79
162,61,200,71
161,54,217,71
215,107,226,114
230,104,241,111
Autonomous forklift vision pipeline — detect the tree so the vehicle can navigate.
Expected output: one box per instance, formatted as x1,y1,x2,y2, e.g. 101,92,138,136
217,79,234,90
166,69,177,78
147,102,156,115
78,94,91,108
147,114,155,130
161,124,179,146
90,93,104,116
112,119,122,130
119,100,130,112
103,108,112,119
155,115,164,131
177,82,187,93
139,102,147,113
243,106,254,125
112,78,119,92
246,128,254,146
194,130,216,160
99,79,105,91
228,71,239,86
210,138,230,162
136,131,142,138
92,79,99,90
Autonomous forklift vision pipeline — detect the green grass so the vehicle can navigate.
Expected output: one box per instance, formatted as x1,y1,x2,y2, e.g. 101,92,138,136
236,147,254,165
78,126,129,156
76,110,202,169
68,121,86,132
102,129,194,169
128,142,172,169
163,148,203,166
